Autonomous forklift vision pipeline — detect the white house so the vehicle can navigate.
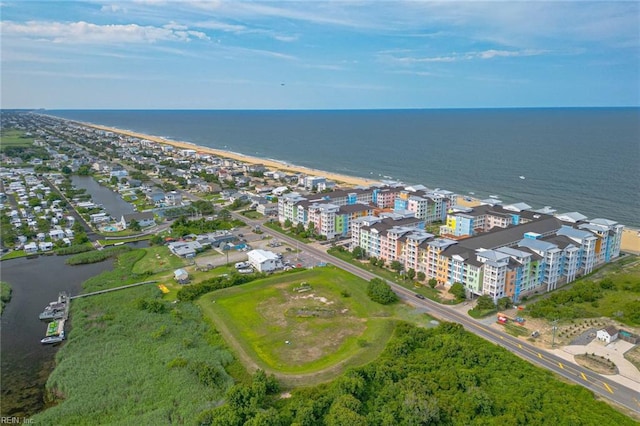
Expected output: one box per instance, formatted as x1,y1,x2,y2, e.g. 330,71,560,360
38,241,54,252
173,268,189,283
24,242,38,254
247,249,282,272
596,326,619,344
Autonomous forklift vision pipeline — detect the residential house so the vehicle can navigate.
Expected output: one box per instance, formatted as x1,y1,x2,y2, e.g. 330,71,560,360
596,326,619,344
247,249,282,272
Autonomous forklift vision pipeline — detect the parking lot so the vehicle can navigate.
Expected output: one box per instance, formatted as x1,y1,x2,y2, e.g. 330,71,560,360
193,225,326,271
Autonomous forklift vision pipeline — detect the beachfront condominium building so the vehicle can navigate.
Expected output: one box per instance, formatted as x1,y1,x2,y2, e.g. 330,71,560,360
352,209,623,302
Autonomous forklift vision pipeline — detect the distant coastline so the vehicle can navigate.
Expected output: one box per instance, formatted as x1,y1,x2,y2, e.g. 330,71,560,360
42,115,384,188
37,113,640,253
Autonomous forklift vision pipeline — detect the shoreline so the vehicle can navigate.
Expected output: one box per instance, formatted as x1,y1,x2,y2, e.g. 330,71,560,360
59,118,382,188
42,115,640,253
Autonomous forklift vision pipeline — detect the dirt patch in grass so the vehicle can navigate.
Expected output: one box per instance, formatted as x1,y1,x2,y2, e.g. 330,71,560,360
255,284,365,366
575,353,618,375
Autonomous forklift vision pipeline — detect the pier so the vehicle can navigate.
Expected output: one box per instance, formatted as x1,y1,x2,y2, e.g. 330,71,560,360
68,280,158,299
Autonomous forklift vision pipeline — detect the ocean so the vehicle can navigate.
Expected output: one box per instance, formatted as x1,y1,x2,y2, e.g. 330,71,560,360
45,108,640,228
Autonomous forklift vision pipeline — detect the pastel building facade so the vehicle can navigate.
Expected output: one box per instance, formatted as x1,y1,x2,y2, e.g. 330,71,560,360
352,212,624,303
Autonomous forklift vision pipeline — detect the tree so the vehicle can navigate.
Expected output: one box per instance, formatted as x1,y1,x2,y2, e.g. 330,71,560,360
77,165,91,175
449,282,466,301
476,295,496,311
496,296,513,311
150,234,164,246
283,219,292,229
352,246,364,260
61,165,72,175
390,260,403,273
129,219,141,232
218,208,232,221
110,175,119,186
367,278,398,305
406,268,416,281
428,278,437,289
417,271,426,282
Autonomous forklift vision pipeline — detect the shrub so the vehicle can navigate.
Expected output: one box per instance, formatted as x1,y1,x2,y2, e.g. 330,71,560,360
367,278,398,305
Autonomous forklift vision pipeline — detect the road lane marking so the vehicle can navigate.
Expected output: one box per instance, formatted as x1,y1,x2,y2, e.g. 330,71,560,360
558,362,564,369
581,372,588,381
603,382,613,394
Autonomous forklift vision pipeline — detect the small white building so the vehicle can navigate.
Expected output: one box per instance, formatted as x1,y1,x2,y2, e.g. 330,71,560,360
38,241,54,252
173,268,189,283
247,249,282,273
596,326,619,344
24,242,38,254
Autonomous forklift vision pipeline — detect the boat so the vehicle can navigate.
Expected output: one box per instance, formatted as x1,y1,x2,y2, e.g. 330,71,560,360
42,319,65,344
41,332,65,345
489,195,499,199
519,176,526,180
39,308,66,321
39,292,69,321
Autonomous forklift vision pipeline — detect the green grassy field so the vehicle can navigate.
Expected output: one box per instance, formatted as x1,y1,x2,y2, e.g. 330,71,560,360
131,245,186,275
197,266,418,385
0,129,34,149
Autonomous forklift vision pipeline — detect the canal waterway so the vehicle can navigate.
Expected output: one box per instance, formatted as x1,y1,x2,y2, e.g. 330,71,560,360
0,255,114,417
70,175,134,220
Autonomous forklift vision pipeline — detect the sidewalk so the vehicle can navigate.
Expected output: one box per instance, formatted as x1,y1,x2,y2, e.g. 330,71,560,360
550,339,640,388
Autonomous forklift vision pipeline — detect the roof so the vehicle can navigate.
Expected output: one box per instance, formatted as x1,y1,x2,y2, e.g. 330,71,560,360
459,216,563,251
556,225,596,241
122,211,154,222
555,212,588,223
247,249,279,263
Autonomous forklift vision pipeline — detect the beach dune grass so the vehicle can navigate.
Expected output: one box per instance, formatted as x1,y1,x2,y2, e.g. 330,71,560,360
198,267,398,379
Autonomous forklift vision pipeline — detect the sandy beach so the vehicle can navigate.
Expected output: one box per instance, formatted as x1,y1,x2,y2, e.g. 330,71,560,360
82,122,380,188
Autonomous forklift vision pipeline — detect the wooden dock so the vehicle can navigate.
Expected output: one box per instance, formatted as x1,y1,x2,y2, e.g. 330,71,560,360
69,280,158,299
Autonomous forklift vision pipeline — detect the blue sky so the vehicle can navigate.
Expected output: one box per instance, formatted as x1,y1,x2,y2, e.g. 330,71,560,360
1,1,639,109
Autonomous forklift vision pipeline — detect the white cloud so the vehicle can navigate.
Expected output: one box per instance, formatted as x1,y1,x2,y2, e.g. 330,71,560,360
386,49,547,64
194,20,247,33
0,20,209,44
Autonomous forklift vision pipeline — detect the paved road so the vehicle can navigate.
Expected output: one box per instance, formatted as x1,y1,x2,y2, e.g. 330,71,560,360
233,212,640,415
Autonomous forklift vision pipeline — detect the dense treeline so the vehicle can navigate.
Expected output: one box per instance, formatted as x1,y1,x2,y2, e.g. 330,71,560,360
527,277,640,326
170,215,245,238
177,272,266,301
202,322,636,425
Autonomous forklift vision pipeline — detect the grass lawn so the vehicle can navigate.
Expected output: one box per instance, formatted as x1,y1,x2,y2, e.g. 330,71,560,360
198,266,406,384
328,247,443,301
241,210,262,220
0,130,34,149
0,250,27,261
132,245,186,275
